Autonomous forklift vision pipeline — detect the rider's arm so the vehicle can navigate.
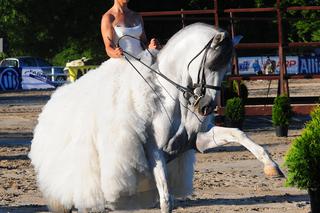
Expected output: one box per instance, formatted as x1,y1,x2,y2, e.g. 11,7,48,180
101,13,123,58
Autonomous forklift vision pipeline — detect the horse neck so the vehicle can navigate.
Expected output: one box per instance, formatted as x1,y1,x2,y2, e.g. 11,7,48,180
157,41,189,83
155,38,202,128
157,27,217,85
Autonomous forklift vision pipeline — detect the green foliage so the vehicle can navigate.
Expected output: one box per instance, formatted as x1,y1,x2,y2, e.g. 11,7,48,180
224,97,245,123
272,95,292,126
222,81,237,101
0,0,110,60
285,0,320,42
233,81,249,102
1,0,319,62
223,80,249,104
254,0,265,8
0,52,7,61
51,40,104,66
284,105,320,189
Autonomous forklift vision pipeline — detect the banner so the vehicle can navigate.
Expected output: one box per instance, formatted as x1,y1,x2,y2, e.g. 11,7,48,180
21,67,66,90
299,56,320,74
21,67,55,90
238,56,299,75
0,67,21,91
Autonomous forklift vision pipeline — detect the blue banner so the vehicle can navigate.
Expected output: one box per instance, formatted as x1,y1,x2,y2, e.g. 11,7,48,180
237,56,320,75
22,67,56,90
238,56,299,75
299,56,320,74
0,67,22,91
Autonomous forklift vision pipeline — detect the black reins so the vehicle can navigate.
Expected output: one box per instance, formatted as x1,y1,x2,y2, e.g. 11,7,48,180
117,36,193,96
116,35,222,106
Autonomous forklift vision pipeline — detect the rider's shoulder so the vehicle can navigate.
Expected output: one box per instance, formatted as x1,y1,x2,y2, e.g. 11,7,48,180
102,11,116,24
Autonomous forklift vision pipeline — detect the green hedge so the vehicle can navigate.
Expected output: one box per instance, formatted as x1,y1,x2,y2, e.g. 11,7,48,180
284,105,320,189
272,95,292,126
225,97,245,123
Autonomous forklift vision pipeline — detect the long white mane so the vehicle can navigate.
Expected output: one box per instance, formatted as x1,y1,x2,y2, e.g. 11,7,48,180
158,23,220,68
160,23,216,54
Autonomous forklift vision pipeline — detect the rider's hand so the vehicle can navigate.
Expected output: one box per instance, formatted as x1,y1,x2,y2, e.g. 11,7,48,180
148,38,161,50
114,47,123,58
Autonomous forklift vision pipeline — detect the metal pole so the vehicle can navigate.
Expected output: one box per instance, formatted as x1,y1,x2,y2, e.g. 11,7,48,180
51,67,55,82
0,38,3,53
214,0,221,109
181,9,185,28
276,0,288,95
229,12,241,96
230,12,239,75
214,0,219,27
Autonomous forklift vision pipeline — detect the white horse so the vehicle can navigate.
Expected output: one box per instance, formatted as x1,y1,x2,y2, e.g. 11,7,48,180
29,23,282,213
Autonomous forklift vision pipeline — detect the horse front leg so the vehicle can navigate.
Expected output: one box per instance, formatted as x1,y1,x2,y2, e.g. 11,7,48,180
144,142,173,213
196,126,284,177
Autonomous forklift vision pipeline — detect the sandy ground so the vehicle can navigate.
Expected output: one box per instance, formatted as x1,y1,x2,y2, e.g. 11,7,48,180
0,79,317,213
245,78,320,98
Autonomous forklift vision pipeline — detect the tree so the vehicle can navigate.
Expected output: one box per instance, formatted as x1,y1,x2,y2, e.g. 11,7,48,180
285,0,320,42
0,0,111,64
0,0,319,65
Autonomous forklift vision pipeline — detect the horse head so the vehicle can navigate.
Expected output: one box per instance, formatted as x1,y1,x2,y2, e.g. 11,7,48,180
189,29,233,118
158,23,233,124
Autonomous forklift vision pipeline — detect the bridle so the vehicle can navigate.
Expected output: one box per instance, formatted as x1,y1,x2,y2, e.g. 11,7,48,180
185,36,222,107
117,34,223,108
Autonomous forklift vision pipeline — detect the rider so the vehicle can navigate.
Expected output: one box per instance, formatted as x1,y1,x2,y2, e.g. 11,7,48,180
101,0,160,59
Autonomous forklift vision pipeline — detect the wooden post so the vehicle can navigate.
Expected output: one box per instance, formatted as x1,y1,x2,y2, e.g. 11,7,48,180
276,0,289,95
229,12,241,96
181,9,185,28
214,0,219,27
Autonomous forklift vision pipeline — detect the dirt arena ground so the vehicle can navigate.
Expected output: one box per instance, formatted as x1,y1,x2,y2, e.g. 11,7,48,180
0,79,318,213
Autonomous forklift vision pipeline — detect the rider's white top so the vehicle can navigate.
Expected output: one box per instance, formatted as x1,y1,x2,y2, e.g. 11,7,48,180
114,24,144,57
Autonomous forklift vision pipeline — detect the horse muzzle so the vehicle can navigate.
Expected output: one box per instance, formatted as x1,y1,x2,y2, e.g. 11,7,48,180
200,104,214,116
194,98,215,116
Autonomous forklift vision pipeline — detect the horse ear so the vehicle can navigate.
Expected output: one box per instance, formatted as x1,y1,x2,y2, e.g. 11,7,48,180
211,32,226,47
232,35,243,46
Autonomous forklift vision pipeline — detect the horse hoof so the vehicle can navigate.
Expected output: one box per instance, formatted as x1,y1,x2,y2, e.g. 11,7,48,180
264,164,285,178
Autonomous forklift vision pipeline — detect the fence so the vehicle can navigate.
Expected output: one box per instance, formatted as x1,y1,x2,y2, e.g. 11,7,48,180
140,0,320,115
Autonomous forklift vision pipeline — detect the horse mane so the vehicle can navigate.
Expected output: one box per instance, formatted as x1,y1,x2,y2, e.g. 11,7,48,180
158,23,219,58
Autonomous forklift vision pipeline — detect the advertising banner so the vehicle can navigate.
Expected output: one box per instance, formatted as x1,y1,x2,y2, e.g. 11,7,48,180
299,56,320,74
0,67,21,91
238,56,299,75
21,67,56,90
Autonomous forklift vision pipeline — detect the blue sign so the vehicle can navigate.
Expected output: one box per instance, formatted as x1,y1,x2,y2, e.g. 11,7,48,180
0,67,21,91
237,56,300,75
299,56,320,74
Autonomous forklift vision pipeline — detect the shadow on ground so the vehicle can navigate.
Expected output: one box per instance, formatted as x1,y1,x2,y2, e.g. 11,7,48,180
243,115,310,132
0,194,309,212
176,193,309,208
